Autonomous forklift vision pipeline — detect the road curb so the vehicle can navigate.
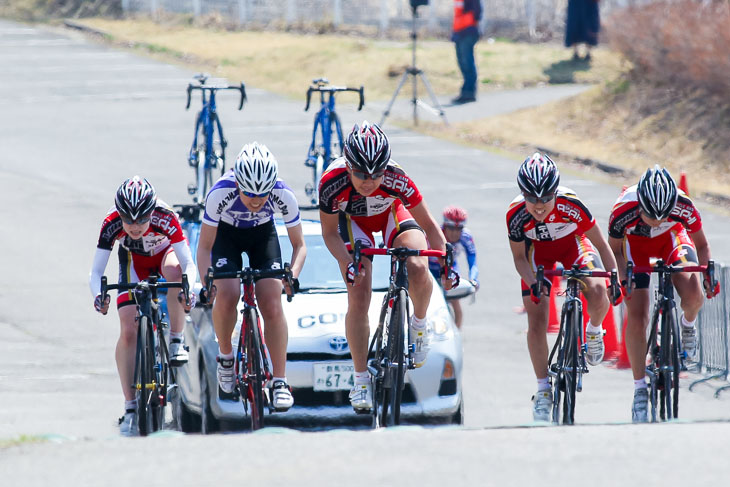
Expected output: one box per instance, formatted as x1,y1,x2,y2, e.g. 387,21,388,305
62,19,110,38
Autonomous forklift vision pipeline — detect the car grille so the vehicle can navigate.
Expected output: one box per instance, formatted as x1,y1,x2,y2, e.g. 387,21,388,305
292,384,417,407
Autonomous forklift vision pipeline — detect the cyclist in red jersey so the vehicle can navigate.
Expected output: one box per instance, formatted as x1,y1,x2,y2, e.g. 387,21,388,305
607,165,718,423
506,153,618,422
318,121,452,413
89,176,196,436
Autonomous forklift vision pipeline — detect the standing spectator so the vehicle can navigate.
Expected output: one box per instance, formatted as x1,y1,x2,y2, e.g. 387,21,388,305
451,0,482,104
565,0,600,61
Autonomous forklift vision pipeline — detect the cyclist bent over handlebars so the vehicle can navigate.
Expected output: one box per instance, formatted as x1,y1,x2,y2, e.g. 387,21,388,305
318,121,455,413
607,165,719,423
89,176,197,436
506,153,619,422
196,142,306,412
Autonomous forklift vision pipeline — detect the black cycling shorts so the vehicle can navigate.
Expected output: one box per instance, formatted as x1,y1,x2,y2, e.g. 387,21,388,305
210,220,282,278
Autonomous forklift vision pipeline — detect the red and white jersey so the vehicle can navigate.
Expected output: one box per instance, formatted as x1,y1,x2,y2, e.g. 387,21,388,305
96,199,185,256
608,185,702,239
318,158,423,216
506,187,595,242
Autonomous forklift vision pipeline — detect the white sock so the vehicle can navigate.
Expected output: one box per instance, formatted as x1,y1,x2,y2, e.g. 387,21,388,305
537,377,551,392
354,371,370,385
272,376,287,385
411,315,427,330
170,331,183,341
634,379,647,390
124,399,137,412
681,314,696,328
219,351,234,361
586,322,603,334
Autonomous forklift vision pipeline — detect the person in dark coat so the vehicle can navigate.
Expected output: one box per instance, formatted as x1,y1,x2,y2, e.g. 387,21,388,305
451,0,482,104
565,0,600,61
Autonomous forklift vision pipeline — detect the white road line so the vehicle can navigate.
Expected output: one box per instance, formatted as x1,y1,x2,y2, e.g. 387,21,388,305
0,78,192,88
0,64,177,73
0,39,83,47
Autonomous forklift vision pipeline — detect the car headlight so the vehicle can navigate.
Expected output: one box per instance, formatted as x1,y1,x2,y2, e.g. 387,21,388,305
429,307,453,341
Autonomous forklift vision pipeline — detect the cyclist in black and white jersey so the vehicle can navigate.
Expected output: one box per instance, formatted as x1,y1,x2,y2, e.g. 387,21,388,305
197,142,306,411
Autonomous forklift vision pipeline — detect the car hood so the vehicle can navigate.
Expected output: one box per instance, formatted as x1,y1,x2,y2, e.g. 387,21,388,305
283,289,386,340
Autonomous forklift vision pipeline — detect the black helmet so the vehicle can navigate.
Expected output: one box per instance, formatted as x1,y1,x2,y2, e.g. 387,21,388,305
637,165,678,220
115,176,157,221
343,121,391,174
517,152,560,198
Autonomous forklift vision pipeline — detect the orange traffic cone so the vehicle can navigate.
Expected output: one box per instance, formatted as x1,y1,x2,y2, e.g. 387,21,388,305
613,307,632,369
678,170,689,196
547,274,562,333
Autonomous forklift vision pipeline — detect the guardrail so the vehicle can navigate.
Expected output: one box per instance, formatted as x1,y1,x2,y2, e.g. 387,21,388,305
692,264,730,397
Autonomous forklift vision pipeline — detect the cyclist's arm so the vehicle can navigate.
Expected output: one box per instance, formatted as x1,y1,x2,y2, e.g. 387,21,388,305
285,222,307,279
584,224,618,274
508,239,538,287
320,210,351,271
89,247,112,297
689,227,711,266
608,236,627,282
172,240,198,283
409,201,446,251
197,223,217,285
462,232,479,282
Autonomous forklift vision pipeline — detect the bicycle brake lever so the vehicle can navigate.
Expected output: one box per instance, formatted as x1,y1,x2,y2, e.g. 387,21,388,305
357,86,364,111
535,265,545,303
186,84,192,110
284,263,294,303
626,262,634,296
238,83,247,110
304,87,313,111
353,241,362,277
181,274,190,307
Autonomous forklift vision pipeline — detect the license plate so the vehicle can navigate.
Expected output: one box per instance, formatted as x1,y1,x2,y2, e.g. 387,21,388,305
312,362,354,391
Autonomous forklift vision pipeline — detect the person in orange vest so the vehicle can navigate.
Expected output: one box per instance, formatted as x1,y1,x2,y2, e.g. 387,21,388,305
451,0,482,104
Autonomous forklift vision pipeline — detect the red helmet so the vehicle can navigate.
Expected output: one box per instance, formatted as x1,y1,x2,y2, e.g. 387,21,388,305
443,205,467,228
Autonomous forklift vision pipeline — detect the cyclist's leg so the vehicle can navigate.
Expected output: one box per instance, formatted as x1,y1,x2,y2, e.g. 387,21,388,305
115,250,143,405
160,247,189,365
569,235,609,364
210,223,243,356
667,230,702,357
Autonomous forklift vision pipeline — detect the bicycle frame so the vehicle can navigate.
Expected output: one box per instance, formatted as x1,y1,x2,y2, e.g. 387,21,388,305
354,241,452,427
205,265,294,430
628,260,714,422
100,274,190,436
541,265,614,425
186,74,246,203
302,79,364,208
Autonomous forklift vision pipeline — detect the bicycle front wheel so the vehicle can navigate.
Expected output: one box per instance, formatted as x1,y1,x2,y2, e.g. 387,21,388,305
245,308,266,430
135,316,156,436
382,289,407,427
562,302,579,425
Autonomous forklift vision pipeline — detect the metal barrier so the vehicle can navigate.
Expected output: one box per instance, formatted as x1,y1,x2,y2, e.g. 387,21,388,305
119,0,647,37
691,263,730,397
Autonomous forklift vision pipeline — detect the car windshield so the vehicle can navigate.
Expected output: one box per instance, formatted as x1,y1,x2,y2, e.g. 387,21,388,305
278,233,390,291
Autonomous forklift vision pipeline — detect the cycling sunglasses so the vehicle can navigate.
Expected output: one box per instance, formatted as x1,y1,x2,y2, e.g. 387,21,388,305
351,169,385,181
523,193,556,204
120,215,151,225
241,190,271,199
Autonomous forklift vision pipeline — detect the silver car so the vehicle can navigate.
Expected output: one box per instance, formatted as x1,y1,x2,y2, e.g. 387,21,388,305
172,219,463,432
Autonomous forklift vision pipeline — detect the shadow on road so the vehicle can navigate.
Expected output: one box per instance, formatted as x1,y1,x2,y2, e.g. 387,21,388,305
544,56,591,84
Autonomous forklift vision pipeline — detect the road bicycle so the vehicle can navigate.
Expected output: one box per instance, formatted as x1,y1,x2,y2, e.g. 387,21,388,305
352,241,454,427
302,78,364,209
537,265,618,425
626,260,716,422
204,264,295,430
100,274,191,436
186,73,246,203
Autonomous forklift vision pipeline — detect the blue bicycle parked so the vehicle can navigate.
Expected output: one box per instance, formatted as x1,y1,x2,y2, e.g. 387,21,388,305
186,73,247,203
302,78,364,209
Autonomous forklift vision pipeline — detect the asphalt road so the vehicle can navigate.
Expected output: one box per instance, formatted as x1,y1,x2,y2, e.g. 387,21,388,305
1,19,730,486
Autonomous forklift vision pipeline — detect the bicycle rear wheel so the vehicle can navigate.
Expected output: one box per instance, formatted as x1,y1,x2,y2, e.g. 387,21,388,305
562,303,579,425
245,308,266,430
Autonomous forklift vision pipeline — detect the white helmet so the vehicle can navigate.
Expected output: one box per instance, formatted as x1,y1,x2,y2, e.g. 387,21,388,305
234,142,278,195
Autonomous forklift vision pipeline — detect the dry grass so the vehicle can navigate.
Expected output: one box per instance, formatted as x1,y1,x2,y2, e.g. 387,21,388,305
78,18,623,100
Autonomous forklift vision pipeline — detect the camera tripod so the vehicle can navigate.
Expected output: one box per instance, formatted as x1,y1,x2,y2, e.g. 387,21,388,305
380,7,448,127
